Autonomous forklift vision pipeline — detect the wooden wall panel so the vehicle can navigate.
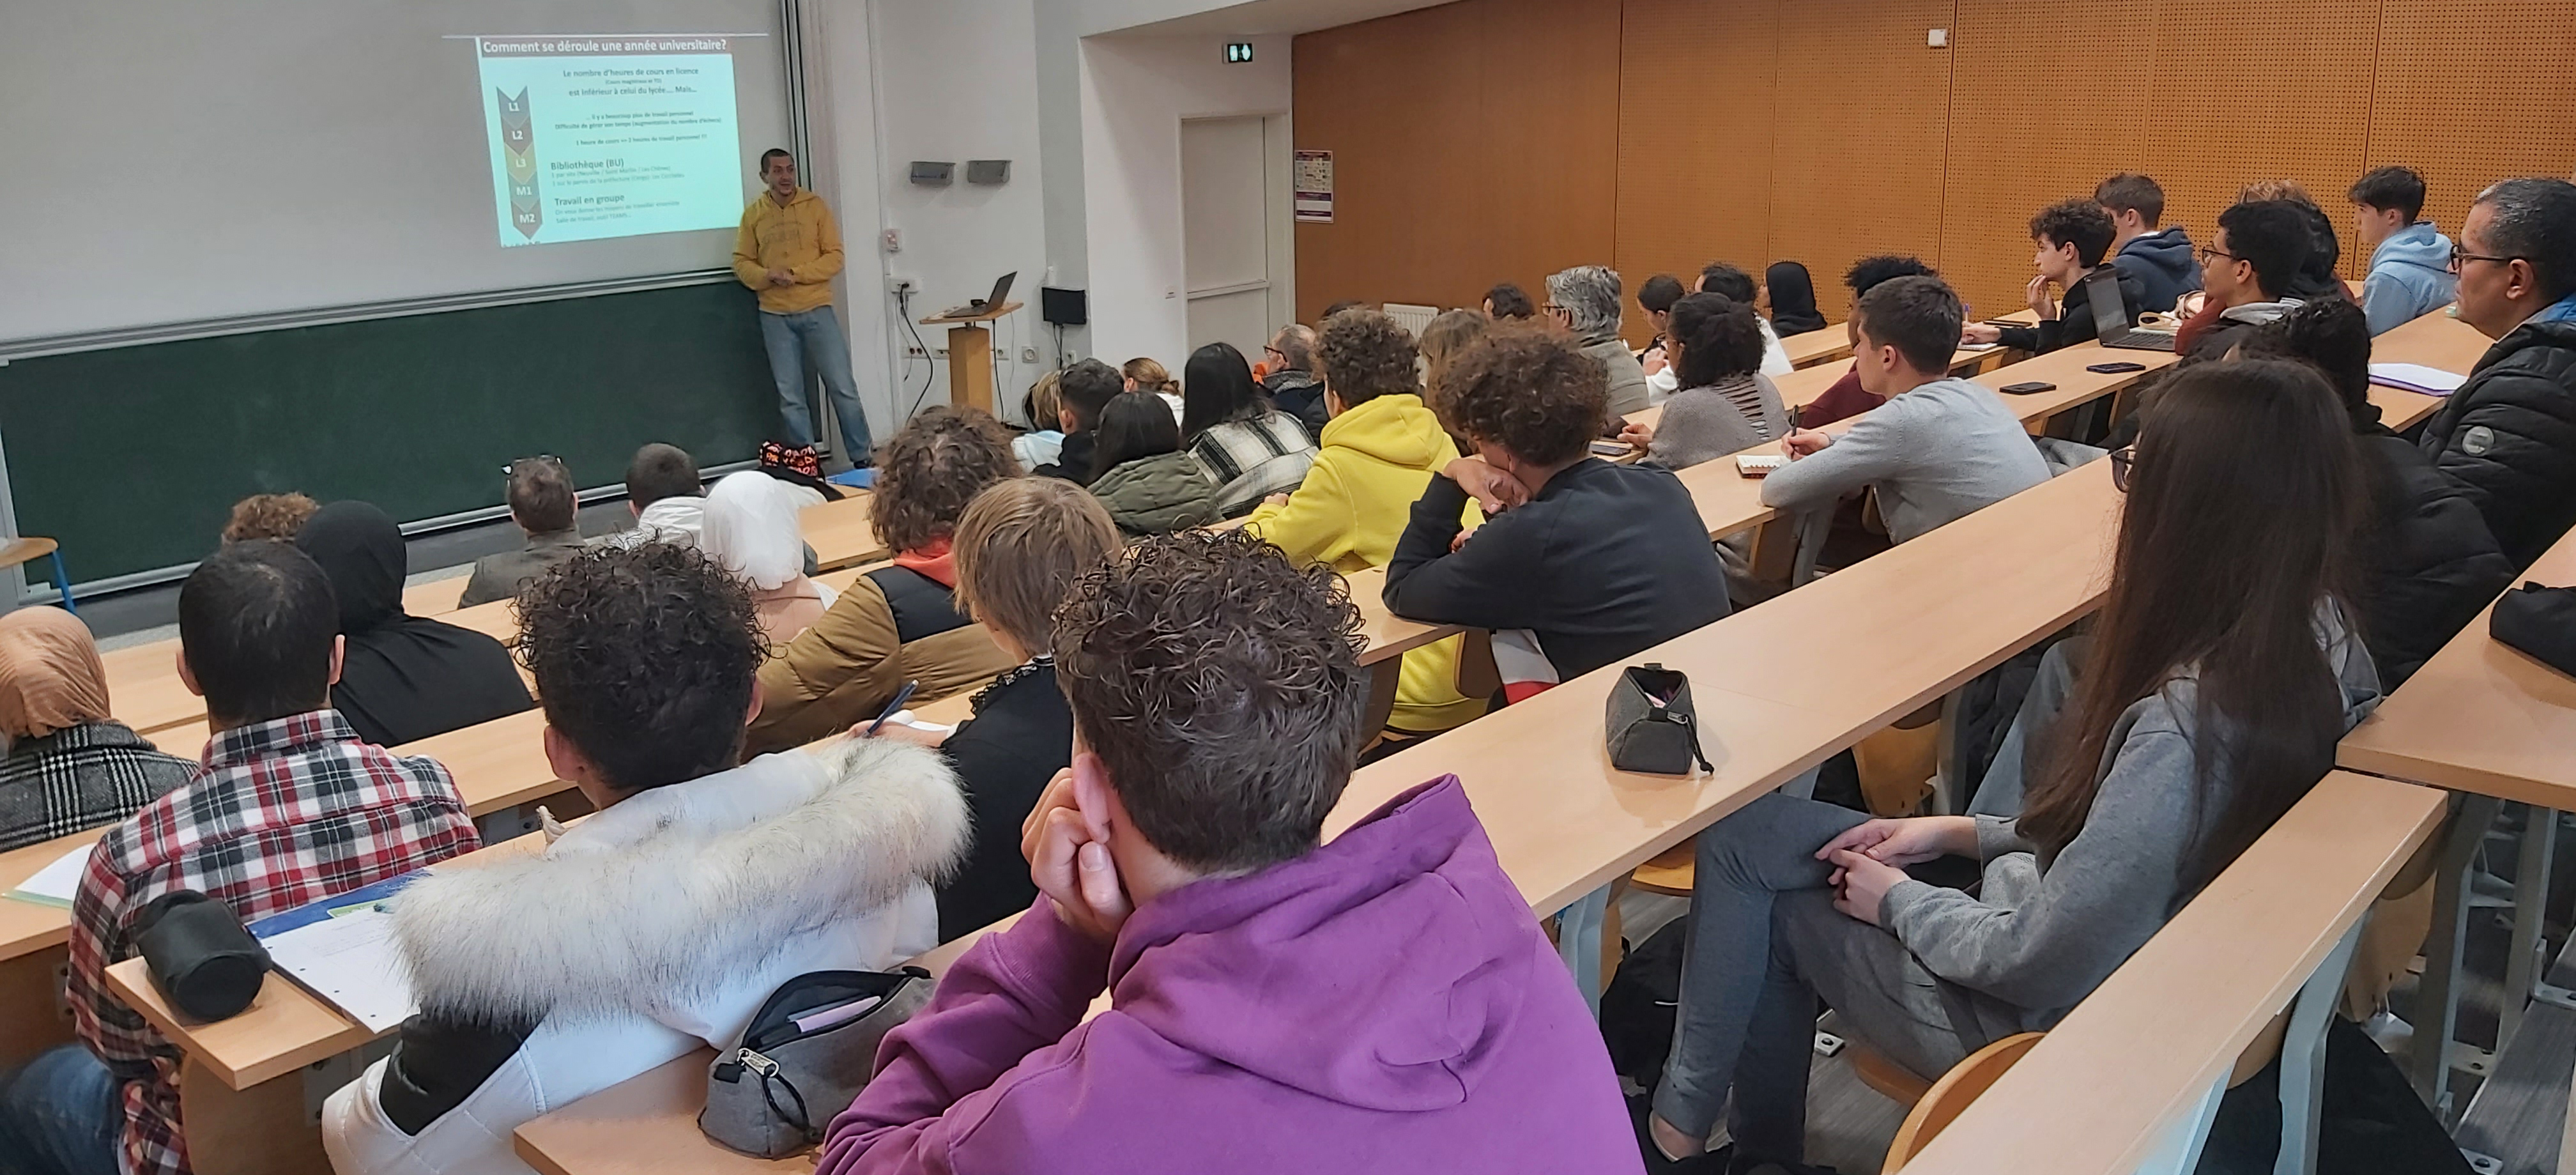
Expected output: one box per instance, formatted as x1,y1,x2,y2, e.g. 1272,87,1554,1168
1764,0,1956,314
2134,0,2378,284
1938,0,2150,319
1291,0,1621,322
1610,0,1779,345
1291,0,2576,343
2363,0,2576,254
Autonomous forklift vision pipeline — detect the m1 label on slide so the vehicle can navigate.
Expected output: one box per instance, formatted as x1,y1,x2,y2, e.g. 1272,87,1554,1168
473,36,746,248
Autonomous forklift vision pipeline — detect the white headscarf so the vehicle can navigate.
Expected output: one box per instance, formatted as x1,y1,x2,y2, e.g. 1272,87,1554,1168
700,471,818,591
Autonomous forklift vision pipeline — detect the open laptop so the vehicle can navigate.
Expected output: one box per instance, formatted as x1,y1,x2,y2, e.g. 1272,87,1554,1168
2085,268,2175,352
939,272,1015,318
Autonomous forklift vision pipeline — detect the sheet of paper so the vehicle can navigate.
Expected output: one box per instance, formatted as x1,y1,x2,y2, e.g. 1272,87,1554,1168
2368,362,2466,395
258,907,416,1034
6,844,94,908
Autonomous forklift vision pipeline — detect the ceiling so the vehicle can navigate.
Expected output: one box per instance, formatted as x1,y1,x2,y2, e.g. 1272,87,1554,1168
1094,0,1455,39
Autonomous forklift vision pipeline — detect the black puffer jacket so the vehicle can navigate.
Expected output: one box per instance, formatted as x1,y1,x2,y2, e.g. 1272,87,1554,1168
2418,319,2576,567
2358,431,2514,687
2285,201,2351,304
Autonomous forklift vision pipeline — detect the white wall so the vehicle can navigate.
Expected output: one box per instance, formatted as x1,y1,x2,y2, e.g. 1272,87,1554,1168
804,0,898,442
868,0,1052,423
801,0,1307,430
1078,33,1291,366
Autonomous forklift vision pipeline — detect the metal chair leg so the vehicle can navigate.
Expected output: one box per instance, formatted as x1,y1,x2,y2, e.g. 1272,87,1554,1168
47,549,73,616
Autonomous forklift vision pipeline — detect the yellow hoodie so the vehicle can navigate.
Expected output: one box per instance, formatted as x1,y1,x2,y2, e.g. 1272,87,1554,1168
1245,392,1486,732
732,188,845,315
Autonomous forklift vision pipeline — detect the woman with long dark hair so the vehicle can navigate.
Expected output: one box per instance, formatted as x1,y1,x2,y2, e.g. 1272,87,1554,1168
1089,391,1220,535
1181,341,1316,517
1638,360,2382,1172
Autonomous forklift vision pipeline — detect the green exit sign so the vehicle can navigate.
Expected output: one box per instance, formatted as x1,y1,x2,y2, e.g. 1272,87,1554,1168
1225,42,1253,63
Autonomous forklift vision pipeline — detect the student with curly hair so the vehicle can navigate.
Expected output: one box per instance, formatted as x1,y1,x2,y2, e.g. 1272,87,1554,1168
324,543,967,1175
748,407,1023,755
1959,197,2147,354
1621,293,1789,469
220,492,318,544
1245,309,1485,735
816,530,1637,1174
1385,324,1729,694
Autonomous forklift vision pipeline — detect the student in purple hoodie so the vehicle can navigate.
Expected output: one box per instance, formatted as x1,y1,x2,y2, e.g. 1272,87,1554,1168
815,528,1641,1175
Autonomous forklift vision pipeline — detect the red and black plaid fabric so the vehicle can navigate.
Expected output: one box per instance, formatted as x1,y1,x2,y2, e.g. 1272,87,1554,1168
66,709,479,1175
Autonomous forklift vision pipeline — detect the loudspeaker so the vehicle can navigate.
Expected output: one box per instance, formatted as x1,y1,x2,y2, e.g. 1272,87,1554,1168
966,159,1011,185
908,161,954,186
1041,286,1088,326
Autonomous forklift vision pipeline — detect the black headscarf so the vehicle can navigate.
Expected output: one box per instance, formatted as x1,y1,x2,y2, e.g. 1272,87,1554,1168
1765,261,1828,335
296,502,533,747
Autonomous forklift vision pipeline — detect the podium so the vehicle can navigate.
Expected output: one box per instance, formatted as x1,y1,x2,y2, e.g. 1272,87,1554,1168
918,301,1022,415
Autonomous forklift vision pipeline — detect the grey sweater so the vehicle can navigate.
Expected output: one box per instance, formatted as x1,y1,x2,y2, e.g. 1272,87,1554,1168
1880,608,2384,1044
1582,334,1654,419
1759,378,2050,544
1647,375,1790,470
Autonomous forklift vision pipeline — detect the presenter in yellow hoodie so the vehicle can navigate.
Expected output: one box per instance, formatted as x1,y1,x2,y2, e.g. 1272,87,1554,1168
735,149,872,465
1244,309,1486,735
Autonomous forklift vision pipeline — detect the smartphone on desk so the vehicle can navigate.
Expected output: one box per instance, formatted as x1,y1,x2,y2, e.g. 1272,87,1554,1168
1998,381,2057,394
2086,361,2147,374
1588,440,1632,456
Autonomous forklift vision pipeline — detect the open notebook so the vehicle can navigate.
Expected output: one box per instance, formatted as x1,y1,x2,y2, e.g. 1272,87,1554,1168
246,873,422,1034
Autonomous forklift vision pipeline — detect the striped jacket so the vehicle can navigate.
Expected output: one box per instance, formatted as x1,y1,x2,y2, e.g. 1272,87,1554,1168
1189,412,1319,518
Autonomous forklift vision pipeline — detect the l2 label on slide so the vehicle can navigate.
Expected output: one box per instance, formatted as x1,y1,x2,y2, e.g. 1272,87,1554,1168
474,36,746,247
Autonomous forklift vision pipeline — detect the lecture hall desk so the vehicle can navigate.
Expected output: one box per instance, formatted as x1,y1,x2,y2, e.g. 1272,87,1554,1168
101,314,2474,1169
512,454,2141,1175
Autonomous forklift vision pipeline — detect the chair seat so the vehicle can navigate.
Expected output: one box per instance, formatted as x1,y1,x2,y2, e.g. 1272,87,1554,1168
1630,839,1696,896
0,537,59,571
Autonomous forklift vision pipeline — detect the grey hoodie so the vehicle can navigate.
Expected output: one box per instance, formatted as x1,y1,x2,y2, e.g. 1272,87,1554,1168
1879,606,2382,1045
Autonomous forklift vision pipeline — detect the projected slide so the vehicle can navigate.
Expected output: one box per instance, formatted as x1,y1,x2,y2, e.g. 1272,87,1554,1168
474,36,746,247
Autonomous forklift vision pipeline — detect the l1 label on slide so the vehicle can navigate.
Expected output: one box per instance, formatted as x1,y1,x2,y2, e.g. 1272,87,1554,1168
474,36,747,247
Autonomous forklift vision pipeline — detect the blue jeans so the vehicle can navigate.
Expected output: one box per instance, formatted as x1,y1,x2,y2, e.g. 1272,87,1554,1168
0,1045,121,1175
758,306,873,461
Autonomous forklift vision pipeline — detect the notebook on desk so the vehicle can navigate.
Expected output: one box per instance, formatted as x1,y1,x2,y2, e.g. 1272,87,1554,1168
247,873,422,1033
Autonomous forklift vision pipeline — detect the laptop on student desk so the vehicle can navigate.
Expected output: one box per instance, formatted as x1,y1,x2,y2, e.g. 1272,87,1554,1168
2085,269,2175,352
939,272,1016,319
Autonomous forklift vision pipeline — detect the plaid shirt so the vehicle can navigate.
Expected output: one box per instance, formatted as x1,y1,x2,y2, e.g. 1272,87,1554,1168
0,721,195,854
66,710,479,1175
1189,413,1318,518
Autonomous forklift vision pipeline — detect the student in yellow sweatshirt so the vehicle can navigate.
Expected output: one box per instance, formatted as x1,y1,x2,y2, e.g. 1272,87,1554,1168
1244,309,1486,734
734,148,873,465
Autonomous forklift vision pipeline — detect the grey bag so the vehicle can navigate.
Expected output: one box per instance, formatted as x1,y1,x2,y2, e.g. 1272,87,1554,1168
700,967,933,1156
1605,663,1712,776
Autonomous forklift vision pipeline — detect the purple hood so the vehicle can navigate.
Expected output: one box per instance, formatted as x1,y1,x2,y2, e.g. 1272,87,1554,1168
819,776,1641,1173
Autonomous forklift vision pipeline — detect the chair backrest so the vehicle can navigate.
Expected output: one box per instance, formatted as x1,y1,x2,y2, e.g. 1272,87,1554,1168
1882,1032,2046,1172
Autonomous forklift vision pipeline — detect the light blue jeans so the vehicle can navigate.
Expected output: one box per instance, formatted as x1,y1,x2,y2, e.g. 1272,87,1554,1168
0,1045,120,1175
759,306,873,461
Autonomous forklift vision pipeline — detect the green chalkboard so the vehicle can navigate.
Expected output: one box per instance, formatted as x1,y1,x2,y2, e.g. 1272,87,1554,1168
0,282,783,585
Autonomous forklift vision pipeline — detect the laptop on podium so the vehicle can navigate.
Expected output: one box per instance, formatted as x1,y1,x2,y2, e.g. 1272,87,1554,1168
939,272,1016,319
2085,268,2175,352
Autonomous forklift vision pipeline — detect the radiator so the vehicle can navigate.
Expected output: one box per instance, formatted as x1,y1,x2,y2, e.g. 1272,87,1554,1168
1381,302,1439,337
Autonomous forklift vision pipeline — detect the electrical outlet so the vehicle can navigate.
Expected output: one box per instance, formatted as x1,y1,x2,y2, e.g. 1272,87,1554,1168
1020,346,1039,362
881,229,902,253
887,275,916,296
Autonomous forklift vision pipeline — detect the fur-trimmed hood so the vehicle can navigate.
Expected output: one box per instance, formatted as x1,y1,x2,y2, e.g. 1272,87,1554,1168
392,737,969,1024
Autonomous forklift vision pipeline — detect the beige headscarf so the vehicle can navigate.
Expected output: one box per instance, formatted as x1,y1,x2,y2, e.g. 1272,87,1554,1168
0,607,112,739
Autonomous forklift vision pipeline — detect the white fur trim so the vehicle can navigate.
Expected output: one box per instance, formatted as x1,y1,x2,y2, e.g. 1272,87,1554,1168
390,737,969,1023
